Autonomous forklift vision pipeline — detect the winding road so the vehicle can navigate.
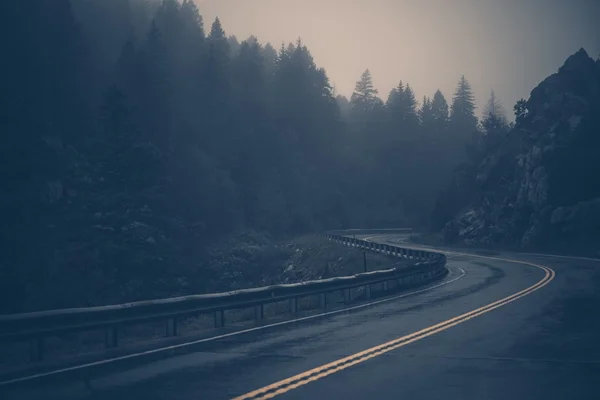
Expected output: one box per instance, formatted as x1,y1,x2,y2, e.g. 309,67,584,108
3,234,600,400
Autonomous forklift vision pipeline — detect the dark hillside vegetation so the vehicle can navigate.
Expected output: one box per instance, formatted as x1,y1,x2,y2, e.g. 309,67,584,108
0,0,521,312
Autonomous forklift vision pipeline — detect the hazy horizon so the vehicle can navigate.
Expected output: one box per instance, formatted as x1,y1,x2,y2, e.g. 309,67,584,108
195,0,599,118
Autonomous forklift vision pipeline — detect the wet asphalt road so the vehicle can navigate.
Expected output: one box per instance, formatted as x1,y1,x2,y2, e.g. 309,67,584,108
3,235,600,400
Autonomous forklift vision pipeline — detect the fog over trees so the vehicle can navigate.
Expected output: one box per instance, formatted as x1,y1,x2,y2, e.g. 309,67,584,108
3,0,597,312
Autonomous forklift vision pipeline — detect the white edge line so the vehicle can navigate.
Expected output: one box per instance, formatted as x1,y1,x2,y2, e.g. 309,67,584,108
0,267,466,387
513,252,600,262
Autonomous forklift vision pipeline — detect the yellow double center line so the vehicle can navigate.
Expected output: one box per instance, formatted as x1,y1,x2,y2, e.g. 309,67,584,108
233,255,555,400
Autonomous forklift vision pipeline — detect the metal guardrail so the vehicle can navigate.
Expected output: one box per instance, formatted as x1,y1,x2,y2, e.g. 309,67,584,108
328,228,413,235
0,233,447,363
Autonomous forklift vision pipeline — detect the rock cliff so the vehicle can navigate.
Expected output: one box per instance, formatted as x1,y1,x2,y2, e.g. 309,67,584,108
439,49,600,252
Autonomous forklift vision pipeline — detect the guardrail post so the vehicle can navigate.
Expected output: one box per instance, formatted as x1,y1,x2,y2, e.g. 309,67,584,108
214,310,225,328
383,281,389,292
343,288,351,304
29,337,44,362
105,327,118,348
365,284,371,300
289,297,298,315
319,293,327,308
166,318,178,337
254,305,264,320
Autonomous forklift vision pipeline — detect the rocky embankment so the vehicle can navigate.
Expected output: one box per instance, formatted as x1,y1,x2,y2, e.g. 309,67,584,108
440,49,600,253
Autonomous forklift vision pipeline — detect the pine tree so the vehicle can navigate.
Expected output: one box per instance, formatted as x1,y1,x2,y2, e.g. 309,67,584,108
205,17,232,152
139,20,172,148
449,75,478,135
350,69,379,115
386,81,404,106
403,84,418,123
178,0,205,64
419,96,434,129
262,42,278,76
180,0,204,40
386,81,418,133
431,89,449,132
208,17,228,57
513,99,529,124
481,90,509,151
228,35,241,56
154,0,182,52
336,95,351,119
482,90,506,124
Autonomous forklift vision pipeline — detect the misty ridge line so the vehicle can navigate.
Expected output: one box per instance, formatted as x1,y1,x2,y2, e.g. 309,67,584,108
195,0,600,115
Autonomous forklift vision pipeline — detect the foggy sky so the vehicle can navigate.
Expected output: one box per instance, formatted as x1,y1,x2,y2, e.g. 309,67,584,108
195,0,600,117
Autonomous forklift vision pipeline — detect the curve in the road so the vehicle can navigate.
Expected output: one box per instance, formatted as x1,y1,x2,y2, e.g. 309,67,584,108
233,252,556,400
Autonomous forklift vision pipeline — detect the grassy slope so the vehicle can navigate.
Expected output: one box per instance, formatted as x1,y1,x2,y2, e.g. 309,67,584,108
204,233,404,293
0,233,406,375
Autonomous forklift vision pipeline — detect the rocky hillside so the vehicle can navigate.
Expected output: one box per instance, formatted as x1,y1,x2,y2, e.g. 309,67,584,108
437,49,600,252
